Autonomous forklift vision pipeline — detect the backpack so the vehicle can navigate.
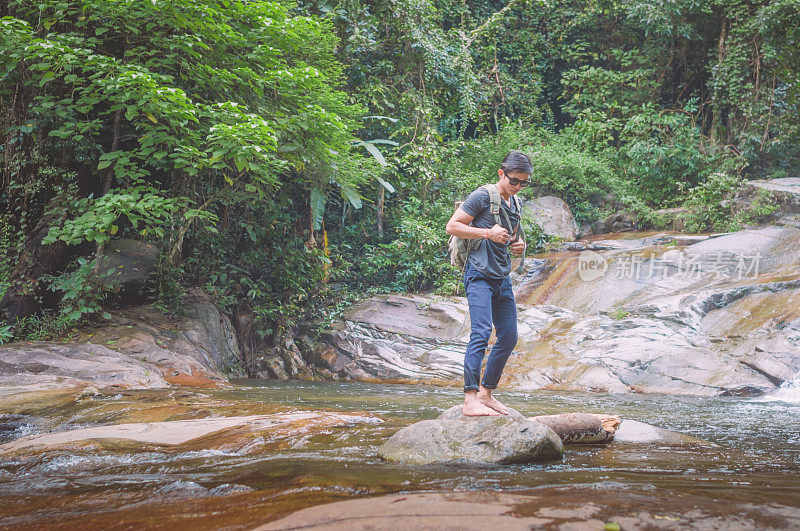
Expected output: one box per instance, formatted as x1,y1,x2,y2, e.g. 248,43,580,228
448,183,526,273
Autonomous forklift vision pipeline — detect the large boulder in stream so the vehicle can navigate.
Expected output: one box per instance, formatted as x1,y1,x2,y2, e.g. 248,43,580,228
378,405,563,465
611,420,712,445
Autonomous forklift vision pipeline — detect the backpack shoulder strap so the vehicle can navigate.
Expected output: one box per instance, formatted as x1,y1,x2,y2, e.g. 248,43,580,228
482,184,502,226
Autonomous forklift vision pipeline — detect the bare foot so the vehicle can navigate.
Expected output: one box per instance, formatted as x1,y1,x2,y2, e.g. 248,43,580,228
478,393,509,415
462,402,501,416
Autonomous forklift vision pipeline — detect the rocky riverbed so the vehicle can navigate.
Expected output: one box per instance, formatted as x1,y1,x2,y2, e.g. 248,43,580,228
1,381,798,529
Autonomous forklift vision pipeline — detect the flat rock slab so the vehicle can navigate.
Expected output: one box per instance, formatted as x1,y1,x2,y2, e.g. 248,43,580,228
378,413,563,465
0,412,379,454
255,490,800,531
255,492,549,530
745,177,800,195
342,294,470,341
0,292,244,395
0,343,170,389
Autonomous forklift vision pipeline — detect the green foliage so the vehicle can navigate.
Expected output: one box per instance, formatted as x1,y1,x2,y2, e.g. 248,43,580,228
682,173,743,233
43,187,178,246
0,324,13,345
183,195,330,335
520,217,548,254
9,311,76,342
608,308,630,321
436,124,623,222
356,197,456,292
43,257,113,323
681,173,778,233
3,0,799,338
1,0,368,335
0,220,16,302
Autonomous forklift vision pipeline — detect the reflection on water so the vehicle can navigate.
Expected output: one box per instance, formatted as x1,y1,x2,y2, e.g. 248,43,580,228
1,380,799,528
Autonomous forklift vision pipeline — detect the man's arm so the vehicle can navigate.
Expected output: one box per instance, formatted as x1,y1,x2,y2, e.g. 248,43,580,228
446,207,510,243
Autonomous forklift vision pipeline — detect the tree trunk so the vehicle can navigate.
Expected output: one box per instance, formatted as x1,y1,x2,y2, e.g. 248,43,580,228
710,20,728,143
377,186,385,238
529,413,620,444
93,107,122,276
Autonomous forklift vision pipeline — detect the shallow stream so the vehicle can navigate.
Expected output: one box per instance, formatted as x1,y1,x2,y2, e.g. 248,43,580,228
1,380,799,528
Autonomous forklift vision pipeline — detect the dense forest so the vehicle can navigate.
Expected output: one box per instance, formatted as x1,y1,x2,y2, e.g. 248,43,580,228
1,0,798,347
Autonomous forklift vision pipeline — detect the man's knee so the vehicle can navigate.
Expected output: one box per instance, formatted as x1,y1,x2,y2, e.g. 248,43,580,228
495,326,518,349
470,323,492,344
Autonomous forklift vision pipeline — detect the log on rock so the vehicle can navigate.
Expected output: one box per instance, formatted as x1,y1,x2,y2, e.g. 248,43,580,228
529,413,620,444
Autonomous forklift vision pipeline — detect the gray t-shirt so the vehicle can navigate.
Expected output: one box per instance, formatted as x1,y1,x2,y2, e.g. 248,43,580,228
460,187,521,279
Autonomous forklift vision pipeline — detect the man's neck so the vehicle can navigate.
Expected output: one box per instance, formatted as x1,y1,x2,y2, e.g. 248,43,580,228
495,180,513,200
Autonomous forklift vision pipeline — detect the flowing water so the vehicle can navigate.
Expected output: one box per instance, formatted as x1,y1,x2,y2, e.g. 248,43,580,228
1,380,799,529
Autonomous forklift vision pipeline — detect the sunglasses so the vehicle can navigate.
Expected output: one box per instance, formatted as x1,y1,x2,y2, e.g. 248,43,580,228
504,173,531,187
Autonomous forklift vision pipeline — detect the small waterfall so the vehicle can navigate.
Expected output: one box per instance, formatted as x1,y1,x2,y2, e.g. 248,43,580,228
760,372,800,403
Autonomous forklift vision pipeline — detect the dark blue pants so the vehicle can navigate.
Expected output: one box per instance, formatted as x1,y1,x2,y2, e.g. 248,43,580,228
463,264,518,392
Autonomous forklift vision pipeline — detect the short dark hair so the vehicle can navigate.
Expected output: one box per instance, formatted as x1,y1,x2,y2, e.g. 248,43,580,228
500,150,533,174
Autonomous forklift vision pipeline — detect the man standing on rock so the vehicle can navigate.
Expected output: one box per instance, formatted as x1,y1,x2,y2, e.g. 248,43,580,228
445,151,530,416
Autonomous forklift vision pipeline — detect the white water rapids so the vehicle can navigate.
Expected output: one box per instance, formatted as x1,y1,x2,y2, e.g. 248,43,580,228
759,372,800,403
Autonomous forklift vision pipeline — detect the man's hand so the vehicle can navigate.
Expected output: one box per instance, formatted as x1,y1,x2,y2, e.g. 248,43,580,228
487,224,509,244
509,239,526,256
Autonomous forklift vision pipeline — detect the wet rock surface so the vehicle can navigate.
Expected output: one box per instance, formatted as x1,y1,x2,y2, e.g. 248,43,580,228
0,291,244,394
316,294,469,383
0,411,380,455
316,225,800,396
256,490,800,531
377,405,563,465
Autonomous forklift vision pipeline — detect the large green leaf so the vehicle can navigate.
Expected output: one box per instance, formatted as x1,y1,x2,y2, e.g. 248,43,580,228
310,187,325,230
363,115,398,123
375,176,395,194
358,141,387,166
342,186,362,209
365,139,399,146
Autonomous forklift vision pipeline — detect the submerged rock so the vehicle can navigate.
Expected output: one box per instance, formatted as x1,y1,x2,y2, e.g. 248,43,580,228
378,408,563,465
612,419,711,445
0,411,380,455
256,492,551,530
